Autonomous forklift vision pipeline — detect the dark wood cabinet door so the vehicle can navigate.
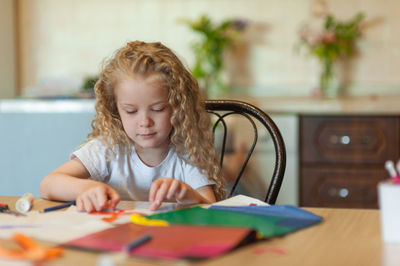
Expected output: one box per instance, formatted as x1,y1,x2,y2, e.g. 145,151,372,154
300,115,400,208
300,116,399,165
301,167,386,208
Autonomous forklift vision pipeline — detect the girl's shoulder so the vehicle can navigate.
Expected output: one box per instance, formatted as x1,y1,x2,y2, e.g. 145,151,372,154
83,137,128,154
84,137,108,149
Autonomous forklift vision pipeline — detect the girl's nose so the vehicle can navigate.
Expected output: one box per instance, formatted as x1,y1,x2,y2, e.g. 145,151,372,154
139,113,153,127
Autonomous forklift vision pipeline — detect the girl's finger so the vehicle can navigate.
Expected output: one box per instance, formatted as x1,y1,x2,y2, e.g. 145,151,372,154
149,199,161,211
149,180,162,202
150,181,169,211
94,190,107,211
155,181,169,203
176,186,188,201
167,180,180,199
82,197,95,213
76,197,84,211
107,187,120,209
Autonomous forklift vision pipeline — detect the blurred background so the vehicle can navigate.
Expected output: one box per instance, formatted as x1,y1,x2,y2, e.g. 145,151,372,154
1,0,399,208
2,0,399,98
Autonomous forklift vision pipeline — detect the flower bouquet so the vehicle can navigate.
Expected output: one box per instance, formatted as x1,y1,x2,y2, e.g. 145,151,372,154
299,12,365,98
180,15,247,98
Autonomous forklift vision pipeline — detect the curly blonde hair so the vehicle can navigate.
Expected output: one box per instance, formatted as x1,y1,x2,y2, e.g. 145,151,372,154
87,41,225,200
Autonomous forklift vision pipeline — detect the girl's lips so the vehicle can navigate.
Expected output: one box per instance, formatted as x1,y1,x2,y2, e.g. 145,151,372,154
139,133,156,138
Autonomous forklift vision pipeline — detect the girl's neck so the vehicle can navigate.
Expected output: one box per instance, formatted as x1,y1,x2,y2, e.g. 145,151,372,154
134,143,171,167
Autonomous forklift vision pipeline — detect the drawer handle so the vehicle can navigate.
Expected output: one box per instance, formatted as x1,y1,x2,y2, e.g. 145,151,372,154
340,136,350,145
338,188,349,198
329,135,351,145
328,188,349,198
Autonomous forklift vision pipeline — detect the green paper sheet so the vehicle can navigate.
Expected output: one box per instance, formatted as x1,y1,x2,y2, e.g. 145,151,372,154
146,206,294,238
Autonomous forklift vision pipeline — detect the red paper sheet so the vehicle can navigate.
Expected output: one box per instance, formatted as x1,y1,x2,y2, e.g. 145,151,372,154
64,223,256,260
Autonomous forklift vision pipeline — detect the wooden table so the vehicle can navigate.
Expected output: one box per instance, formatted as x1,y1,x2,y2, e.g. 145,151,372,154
0,196,397,266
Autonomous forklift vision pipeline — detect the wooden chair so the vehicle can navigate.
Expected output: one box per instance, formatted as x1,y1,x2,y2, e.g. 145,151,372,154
205,99,286,204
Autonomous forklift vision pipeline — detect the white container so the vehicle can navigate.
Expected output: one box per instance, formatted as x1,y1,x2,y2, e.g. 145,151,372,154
378,182,400,243
15,193,34,213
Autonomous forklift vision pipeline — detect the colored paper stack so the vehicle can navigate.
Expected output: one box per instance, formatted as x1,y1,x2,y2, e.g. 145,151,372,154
64,204,322,260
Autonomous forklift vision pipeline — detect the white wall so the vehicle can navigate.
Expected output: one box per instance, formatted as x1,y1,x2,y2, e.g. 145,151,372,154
16,0,400,98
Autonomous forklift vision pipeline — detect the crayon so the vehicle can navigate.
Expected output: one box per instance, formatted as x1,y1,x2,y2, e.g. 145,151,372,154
124,233,152,252
40,200,76,213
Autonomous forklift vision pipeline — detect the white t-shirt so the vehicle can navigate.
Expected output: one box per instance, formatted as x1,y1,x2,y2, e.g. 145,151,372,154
71,138,214,200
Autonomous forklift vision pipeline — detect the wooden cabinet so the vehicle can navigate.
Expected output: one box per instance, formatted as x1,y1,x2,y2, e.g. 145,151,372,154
300,115,400,208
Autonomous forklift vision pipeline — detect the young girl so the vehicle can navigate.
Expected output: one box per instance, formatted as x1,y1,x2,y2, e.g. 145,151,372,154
40,41,225,212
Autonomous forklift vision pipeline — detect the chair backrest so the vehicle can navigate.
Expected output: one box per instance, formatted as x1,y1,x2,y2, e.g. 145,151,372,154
205,99,286,204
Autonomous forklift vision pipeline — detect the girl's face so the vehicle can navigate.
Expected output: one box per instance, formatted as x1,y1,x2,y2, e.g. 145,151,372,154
115,74,172,153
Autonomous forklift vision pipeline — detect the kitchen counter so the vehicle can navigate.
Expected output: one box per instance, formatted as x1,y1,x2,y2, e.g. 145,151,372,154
0,98,95,113
237,95,400,115
1,95,400,115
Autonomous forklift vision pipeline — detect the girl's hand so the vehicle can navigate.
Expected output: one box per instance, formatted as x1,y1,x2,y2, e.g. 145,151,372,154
76,182,120,212
149,178,213,211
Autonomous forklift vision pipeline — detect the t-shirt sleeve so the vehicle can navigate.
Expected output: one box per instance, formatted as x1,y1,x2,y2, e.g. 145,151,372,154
70,139,110,182
183,162,215,190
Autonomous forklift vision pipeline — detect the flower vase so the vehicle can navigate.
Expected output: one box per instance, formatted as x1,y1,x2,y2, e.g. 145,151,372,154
319,62,342,99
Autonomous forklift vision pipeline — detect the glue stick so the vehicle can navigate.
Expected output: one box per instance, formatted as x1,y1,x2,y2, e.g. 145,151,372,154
15,193,34,213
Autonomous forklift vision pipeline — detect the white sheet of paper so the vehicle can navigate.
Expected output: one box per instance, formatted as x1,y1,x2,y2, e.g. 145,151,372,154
128,201,179,215
0,201,178,243
0,259,31,266
211,195,269,207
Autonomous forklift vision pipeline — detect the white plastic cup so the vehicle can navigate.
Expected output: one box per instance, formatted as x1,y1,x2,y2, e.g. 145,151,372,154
378,182,400,243
15,193,34,213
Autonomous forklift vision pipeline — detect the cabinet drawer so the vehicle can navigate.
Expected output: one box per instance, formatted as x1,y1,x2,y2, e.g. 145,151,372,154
300,167,385,208
300,116,399,164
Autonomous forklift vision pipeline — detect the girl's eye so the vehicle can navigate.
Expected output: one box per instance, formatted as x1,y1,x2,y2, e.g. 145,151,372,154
126,110,137,114
152,107,165,112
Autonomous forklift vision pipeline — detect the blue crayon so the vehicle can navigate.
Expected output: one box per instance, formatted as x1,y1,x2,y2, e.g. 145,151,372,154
124,233,152,252
40,200,76,213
